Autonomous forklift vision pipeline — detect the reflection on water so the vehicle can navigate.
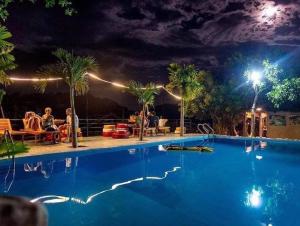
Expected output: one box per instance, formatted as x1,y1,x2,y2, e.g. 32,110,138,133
245,173,293,226
245,185,263,208
3,156,15,193
22,149,183,205
245,141,268,153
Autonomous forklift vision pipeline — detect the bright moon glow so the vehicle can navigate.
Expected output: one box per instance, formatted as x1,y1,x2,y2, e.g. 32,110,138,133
264,6,277,17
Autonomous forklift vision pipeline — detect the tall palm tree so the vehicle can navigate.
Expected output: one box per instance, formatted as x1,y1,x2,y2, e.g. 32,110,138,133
0,89,6,117
37,48,96,148
128,81,159,141
0,26,16,86
167,63,204,136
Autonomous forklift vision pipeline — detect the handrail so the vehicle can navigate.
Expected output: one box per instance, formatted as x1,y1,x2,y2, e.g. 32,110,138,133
197,123,214,135
203,123,215,134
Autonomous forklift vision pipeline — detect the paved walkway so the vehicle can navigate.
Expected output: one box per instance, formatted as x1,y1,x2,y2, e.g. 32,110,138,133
17,134,203,158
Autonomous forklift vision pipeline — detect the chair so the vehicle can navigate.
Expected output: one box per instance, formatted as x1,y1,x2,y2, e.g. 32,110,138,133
22,119,60,144
112,123,130,139
102,124,115,137
175,127,186,134
60,126,82,142
0,118,27,142
158,119,170,135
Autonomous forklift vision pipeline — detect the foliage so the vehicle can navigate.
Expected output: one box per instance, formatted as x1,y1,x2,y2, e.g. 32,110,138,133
267,78,300,108
36,48,96,94
128,81,159,141
0,0,76,21
244,59,300,108
167,63,210,116
0,141,29,158
167,63,205,100
37,48,96,148
128,81,159,108
0,26,16,85
195,78,250,134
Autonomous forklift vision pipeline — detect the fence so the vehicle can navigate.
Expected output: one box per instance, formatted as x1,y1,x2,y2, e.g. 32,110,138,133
10,118,198,136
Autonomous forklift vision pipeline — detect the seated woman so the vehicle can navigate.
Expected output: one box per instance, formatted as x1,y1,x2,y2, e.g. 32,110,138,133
41,107,57,131
59,108,79,142
24,111,42,131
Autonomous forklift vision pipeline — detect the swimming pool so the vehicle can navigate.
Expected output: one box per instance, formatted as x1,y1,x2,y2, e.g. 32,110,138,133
1,136,300,226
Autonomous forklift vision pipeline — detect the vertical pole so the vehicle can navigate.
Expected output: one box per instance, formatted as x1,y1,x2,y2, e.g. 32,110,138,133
70,87,78,148
250,89,259,137
139,104,145,141
180,98,184,136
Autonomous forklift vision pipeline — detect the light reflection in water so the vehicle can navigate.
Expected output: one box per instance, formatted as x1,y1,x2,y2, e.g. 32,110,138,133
31,166,181,205
245,186,263,208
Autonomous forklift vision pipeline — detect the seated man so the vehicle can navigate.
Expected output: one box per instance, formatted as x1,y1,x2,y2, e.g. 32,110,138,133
41,107,57,131
59,108,79,142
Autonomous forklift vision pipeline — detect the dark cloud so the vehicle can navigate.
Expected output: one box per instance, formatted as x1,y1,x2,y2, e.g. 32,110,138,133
5,0,300,105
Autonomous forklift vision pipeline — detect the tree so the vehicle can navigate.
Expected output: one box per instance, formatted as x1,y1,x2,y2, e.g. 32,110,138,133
0,26,16,85
37,48,96,148
128,81,159,141
244,59,300,136
200,80,250,134
167,63,206,136
0,89,6,117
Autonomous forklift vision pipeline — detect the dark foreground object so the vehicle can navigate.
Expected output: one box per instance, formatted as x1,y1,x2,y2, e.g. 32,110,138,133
0,196,47,226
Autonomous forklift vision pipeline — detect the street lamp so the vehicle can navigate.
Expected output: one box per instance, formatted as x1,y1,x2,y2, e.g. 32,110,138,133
247,70,263,137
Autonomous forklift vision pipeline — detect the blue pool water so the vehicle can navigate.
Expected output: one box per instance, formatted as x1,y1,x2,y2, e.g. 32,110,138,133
1,137,300,226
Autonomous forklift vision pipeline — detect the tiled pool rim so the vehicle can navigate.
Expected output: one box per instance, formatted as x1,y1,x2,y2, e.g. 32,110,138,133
1,134,300,164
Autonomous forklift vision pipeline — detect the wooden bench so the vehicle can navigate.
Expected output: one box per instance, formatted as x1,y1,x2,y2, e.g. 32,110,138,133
0,119,27,142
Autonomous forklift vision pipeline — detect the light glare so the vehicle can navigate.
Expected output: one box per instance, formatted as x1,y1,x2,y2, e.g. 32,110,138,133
249,71,262,86
264,6,277,17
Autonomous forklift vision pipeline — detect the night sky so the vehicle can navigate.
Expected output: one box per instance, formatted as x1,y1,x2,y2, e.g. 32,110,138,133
5,0,300,108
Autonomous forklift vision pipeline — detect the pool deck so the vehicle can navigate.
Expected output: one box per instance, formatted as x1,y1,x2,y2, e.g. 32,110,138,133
16,134,205,158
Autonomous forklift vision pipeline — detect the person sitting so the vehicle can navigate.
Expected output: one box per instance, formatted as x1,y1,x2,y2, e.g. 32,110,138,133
42,107,57,131
140,110,148,128
59,108,79,142
147,112,156,128
24,111,42,131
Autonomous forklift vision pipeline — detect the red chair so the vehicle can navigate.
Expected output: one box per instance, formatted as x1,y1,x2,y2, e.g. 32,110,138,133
112,123,130,139
102,125,115,137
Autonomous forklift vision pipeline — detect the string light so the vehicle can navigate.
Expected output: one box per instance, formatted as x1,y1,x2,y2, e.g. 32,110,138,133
9,77,63,82
8,73,182,100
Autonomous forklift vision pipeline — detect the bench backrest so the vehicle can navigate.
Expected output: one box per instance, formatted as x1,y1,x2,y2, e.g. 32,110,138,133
0,118,13,132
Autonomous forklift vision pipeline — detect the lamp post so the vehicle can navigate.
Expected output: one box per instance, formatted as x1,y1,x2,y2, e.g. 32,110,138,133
248,71,262,137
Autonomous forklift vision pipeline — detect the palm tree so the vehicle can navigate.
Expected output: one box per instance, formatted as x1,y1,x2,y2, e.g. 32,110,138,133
0,26,16,85
0,89,6,117
167,63,204,136
37,48,96,148
128,81,159,141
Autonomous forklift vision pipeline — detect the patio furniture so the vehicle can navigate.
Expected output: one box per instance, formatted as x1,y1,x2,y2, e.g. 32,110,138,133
132,127,156,137
102,124,115,137
60,127,82,142
112,123,130,139
0,118,27,142
22,119,60,144
145,127,157,136
158,119,170,135
175,127,186,134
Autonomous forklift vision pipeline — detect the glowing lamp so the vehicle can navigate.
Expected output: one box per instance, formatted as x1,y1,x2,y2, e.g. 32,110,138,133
248,70,262,86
